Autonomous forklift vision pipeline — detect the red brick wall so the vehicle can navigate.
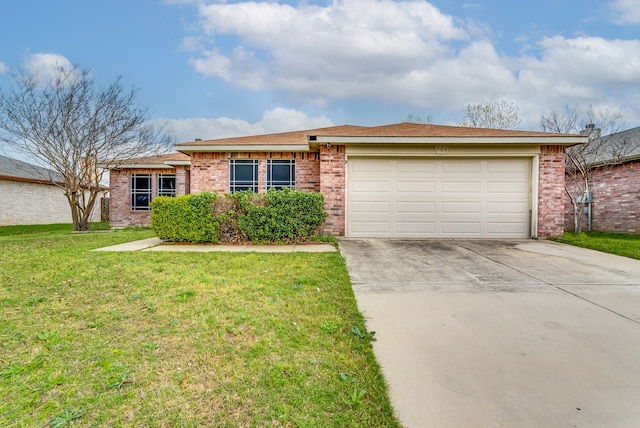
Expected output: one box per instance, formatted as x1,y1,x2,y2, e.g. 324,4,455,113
190,152,228,194
175,166,189,196
538,145,566,238
565,160,640,233
319,145,346,236
190,152,321,194
109,168,188,227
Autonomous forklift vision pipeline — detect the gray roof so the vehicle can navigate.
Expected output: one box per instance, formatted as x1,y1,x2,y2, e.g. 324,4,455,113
586,126,640,165
0,155,64,183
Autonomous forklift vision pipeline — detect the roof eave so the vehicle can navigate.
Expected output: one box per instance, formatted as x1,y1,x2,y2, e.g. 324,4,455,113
101,163,176,169
311,136,587,145
164,160,191,166
177,144,311,153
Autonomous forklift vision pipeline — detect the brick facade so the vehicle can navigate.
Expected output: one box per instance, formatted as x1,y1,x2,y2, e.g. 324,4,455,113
319,145,346,235
0,178,102,226
109,166,190,227
108,143,571,238
565,160,640,233
538,145,566,238
190,152,321,194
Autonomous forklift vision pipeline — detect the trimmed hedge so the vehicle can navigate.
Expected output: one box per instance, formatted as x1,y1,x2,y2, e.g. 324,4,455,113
151,192,219,243
150,189,327,243
235,188,327,243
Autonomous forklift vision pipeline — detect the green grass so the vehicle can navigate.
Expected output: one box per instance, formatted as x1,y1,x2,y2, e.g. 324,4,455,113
552,231,640,260
0,226,399,427
0,222,110,236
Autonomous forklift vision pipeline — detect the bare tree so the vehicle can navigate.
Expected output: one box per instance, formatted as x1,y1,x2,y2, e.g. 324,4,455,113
540,105,633,234
404,113,434,124
0,65,174,231
460,100,521,129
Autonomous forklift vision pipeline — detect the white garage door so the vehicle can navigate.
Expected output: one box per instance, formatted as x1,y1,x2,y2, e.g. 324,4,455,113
347,158,531,238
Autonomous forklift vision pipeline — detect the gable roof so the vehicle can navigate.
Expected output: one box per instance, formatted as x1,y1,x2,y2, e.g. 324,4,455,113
0,155,64,185
586,126,640,165
176,123,584,153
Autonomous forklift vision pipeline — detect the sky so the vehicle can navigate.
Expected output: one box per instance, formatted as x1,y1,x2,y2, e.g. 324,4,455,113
1,0,639,153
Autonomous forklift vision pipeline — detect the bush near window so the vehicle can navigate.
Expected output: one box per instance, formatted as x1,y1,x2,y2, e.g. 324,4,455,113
235,188,328,243
151,189,327,243
151,192,219,243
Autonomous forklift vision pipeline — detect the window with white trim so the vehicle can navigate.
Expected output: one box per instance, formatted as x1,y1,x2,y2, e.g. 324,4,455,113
267,160,296,190
229,159,258,192
158,174,176,197
131,174,151,210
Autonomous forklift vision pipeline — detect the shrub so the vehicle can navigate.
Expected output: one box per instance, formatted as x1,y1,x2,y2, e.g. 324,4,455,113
151,189,327,243
151,192,219,243
236,188,327,243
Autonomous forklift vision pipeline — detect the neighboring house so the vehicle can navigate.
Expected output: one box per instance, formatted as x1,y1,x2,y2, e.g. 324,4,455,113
565,126,640,233
0,155,103,226
105,123,585,238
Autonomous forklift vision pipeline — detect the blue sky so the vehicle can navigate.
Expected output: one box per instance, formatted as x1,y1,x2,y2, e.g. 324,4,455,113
1,0,639,149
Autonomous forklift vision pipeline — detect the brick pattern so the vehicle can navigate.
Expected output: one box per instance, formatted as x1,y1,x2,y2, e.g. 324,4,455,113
538,145,566,238
565,160,640,233
109,168,189,227
175,166,189,196
0,179,101,226
190,152,321,194
319,145,346,236
190,152,229,194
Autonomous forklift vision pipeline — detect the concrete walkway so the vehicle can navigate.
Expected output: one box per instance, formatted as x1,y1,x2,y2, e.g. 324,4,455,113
93,237,336,253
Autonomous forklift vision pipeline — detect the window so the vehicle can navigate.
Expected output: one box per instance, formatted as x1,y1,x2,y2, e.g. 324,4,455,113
229,160,258,192
267,160,296,190
131,174,151,210
158,174,176,197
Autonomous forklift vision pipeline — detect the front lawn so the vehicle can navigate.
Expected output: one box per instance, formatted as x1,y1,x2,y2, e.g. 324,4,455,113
0,227,399,427
552,231,640,260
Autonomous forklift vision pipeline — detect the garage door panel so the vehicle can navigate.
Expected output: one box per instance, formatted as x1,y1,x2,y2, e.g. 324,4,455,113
347,158,531,238
442,161,482,173
396,201,435,214
487,160,527,173
396,181,436,193
396,222,435,234
487,222,529,234
441,181,482,193
487,181,528,193
352,159,391,173
441,222,481,234
350,181,390,192
351,201,390,213
397,161,436,173
351,221,390,234
441,202,481,214
487,202,528,213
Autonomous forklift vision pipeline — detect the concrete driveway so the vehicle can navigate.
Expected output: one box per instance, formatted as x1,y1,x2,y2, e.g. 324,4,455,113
339,239,640,428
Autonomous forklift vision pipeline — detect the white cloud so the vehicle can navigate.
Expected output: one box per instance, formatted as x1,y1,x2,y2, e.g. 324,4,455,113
159,107,335,142
518,36,640,100
610,0,640,25
22,53,77,85
188,0,469,104
177,0,640,128
0,61,8,74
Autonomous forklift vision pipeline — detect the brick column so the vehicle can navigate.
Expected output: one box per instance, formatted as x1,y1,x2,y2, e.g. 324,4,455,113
538,145,566,237
175,166,187,196
319,145,346,236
